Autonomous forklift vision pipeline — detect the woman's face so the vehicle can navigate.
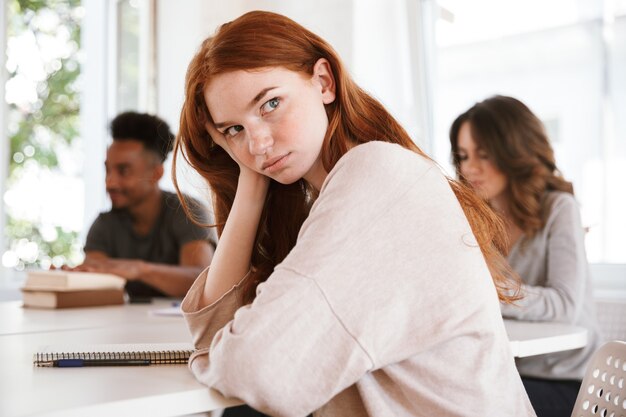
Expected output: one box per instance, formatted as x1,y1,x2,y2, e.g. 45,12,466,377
204,59,336,190
456,121,508,203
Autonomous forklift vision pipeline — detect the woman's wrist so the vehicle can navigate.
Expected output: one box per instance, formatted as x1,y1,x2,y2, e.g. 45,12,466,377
201,171,267,305
237,170,270,203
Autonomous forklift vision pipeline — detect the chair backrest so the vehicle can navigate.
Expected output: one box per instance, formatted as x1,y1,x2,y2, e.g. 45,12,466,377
571,341,626,417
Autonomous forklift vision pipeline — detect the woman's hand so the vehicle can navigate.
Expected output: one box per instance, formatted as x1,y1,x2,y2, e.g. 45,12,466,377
199,121,269,306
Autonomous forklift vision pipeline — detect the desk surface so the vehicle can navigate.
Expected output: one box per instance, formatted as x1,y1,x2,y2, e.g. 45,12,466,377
504,319,588,358
0,301,588,417
0,299,183,336
0,301,241,417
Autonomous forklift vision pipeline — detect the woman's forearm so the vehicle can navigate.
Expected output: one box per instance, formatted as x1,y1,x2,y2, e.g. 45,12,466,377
201,172,269,305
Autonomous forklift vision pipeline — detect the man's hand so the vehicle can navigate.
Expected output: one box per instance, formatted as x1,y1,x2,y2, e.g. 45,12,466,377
70,258,145,280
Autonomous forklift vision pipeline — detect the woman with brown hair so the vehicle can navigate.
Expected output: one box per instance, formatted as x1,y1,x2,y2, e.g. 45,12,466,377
450,95,600,417
173,11,534,417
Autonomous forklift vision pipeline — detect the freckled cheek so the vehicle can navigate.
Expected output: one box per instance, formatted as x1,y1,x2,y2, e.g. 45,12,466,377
308,119,329,149
242,155,259,171
229,143,257,170
279,114,304,142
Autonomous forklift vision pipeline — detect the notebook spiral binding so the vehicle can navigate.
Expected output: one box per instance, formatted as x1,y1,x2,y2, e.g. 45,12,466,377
33,348,193,366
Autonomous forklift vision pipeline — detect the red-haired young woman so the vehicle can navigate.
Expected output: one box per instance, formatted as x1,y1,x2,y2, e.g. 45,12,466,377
174,11,535,417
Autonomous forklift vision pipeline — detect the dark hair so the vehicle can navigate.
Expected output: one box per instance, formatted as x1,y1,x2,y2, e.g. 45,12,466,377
174,11,519,304
450,95,573,238
110,111,175,162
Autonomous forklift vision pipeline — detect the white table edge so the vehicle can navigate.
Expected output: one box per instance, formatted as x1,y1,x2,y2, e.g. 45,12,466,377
31,387,243,417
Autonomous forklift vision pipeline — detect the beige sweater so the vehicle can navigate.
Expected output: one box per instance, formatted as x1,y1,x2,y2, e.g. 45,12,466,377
182,142,535,417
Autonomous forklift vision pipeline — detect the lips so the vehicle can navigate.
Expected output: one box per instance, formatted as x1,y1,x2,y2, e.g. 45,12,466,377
107,190,126,202
261,153,289,171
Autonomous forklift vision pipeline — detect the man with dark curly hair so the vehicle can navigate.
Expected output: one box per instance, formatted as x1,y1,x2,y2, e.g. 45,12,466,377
74,111,216,300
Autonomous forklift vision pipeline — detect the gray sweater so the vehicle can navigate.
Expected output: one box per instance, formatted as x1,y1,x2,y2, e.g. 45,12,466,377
501,191,601,380
183,142,535,417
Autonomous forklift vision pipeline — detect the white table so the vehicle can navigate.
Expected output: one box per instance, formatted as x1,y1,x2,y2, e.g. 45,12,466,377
0,299,182,335
0,301,589,417
504,319,588,358
0,300,241,417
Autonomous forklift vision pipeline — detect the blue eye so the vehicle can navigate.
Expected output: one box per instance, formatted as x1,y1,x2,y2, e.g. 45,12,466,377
261,97,280,114
224,125,243,137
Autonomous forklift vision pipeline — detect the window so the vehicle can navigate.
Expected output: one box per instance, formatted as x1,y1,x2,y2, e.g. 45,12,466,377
113,0,156,114
1,0,155,284
2,0,84,274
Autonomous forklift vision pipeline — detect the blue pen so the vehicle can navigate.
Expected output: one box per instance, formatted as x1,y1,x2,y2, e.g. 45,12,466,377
52,359,151,367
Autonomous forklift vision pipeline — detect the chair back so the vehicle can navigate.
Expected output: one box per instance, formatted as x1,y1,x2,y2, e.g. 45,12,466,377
571,340,626,417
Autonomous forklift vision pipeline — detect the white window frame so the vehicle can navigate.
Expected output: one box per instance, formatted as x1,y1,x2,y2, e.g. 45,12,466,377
0,2,7,245
81,0,112,241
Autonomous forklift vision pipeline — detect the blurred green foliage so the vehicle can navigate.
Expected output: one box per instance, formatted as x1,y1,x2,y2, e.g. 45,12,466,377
4,0,82,269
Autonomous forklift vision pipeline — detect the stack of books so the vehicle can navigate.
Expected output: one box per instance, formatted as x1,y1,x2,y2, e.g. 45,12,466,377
21,270,127,309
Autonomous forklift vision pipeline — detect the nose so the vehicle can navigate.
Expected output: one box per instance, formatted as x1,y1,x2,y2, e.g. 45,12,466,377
247,124,274,156
461,156,481,176
105,170,119,189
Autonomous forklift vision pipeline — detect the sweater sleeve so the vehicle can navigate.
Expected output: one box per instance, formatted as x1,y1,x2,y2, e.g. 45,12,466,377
192,272,375,417
501,194,589,323
181,267,250,350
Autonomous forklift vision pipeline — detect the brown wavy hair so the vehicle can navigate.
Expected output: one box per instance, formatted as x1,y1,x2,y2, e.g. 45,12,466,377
173,11,519,304
450,95,574,239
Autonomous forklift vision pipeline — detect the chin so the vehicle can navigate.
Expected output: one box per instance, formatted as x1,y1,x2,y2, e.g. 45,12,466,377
273,177,300,185
110,200,128,209
270,170,306,185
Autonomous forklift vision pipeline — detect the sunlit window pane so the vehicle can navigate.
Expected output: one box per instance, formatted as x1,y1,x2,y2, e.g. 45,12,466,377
116,0,140,112
2,0,84,269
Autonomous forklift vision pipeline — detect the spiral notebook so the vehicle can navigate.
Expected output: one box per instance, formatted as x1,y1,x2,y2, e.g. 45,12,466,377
33,343,195,367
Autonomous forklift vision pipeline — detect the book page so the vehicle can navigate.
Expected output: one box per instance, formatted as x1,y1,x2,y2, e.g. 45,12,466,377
24,270,126,291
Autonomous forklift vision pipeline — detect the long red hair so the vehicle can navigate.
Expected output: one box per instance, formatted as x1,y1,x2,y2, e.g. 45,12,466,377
173,11,519,304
